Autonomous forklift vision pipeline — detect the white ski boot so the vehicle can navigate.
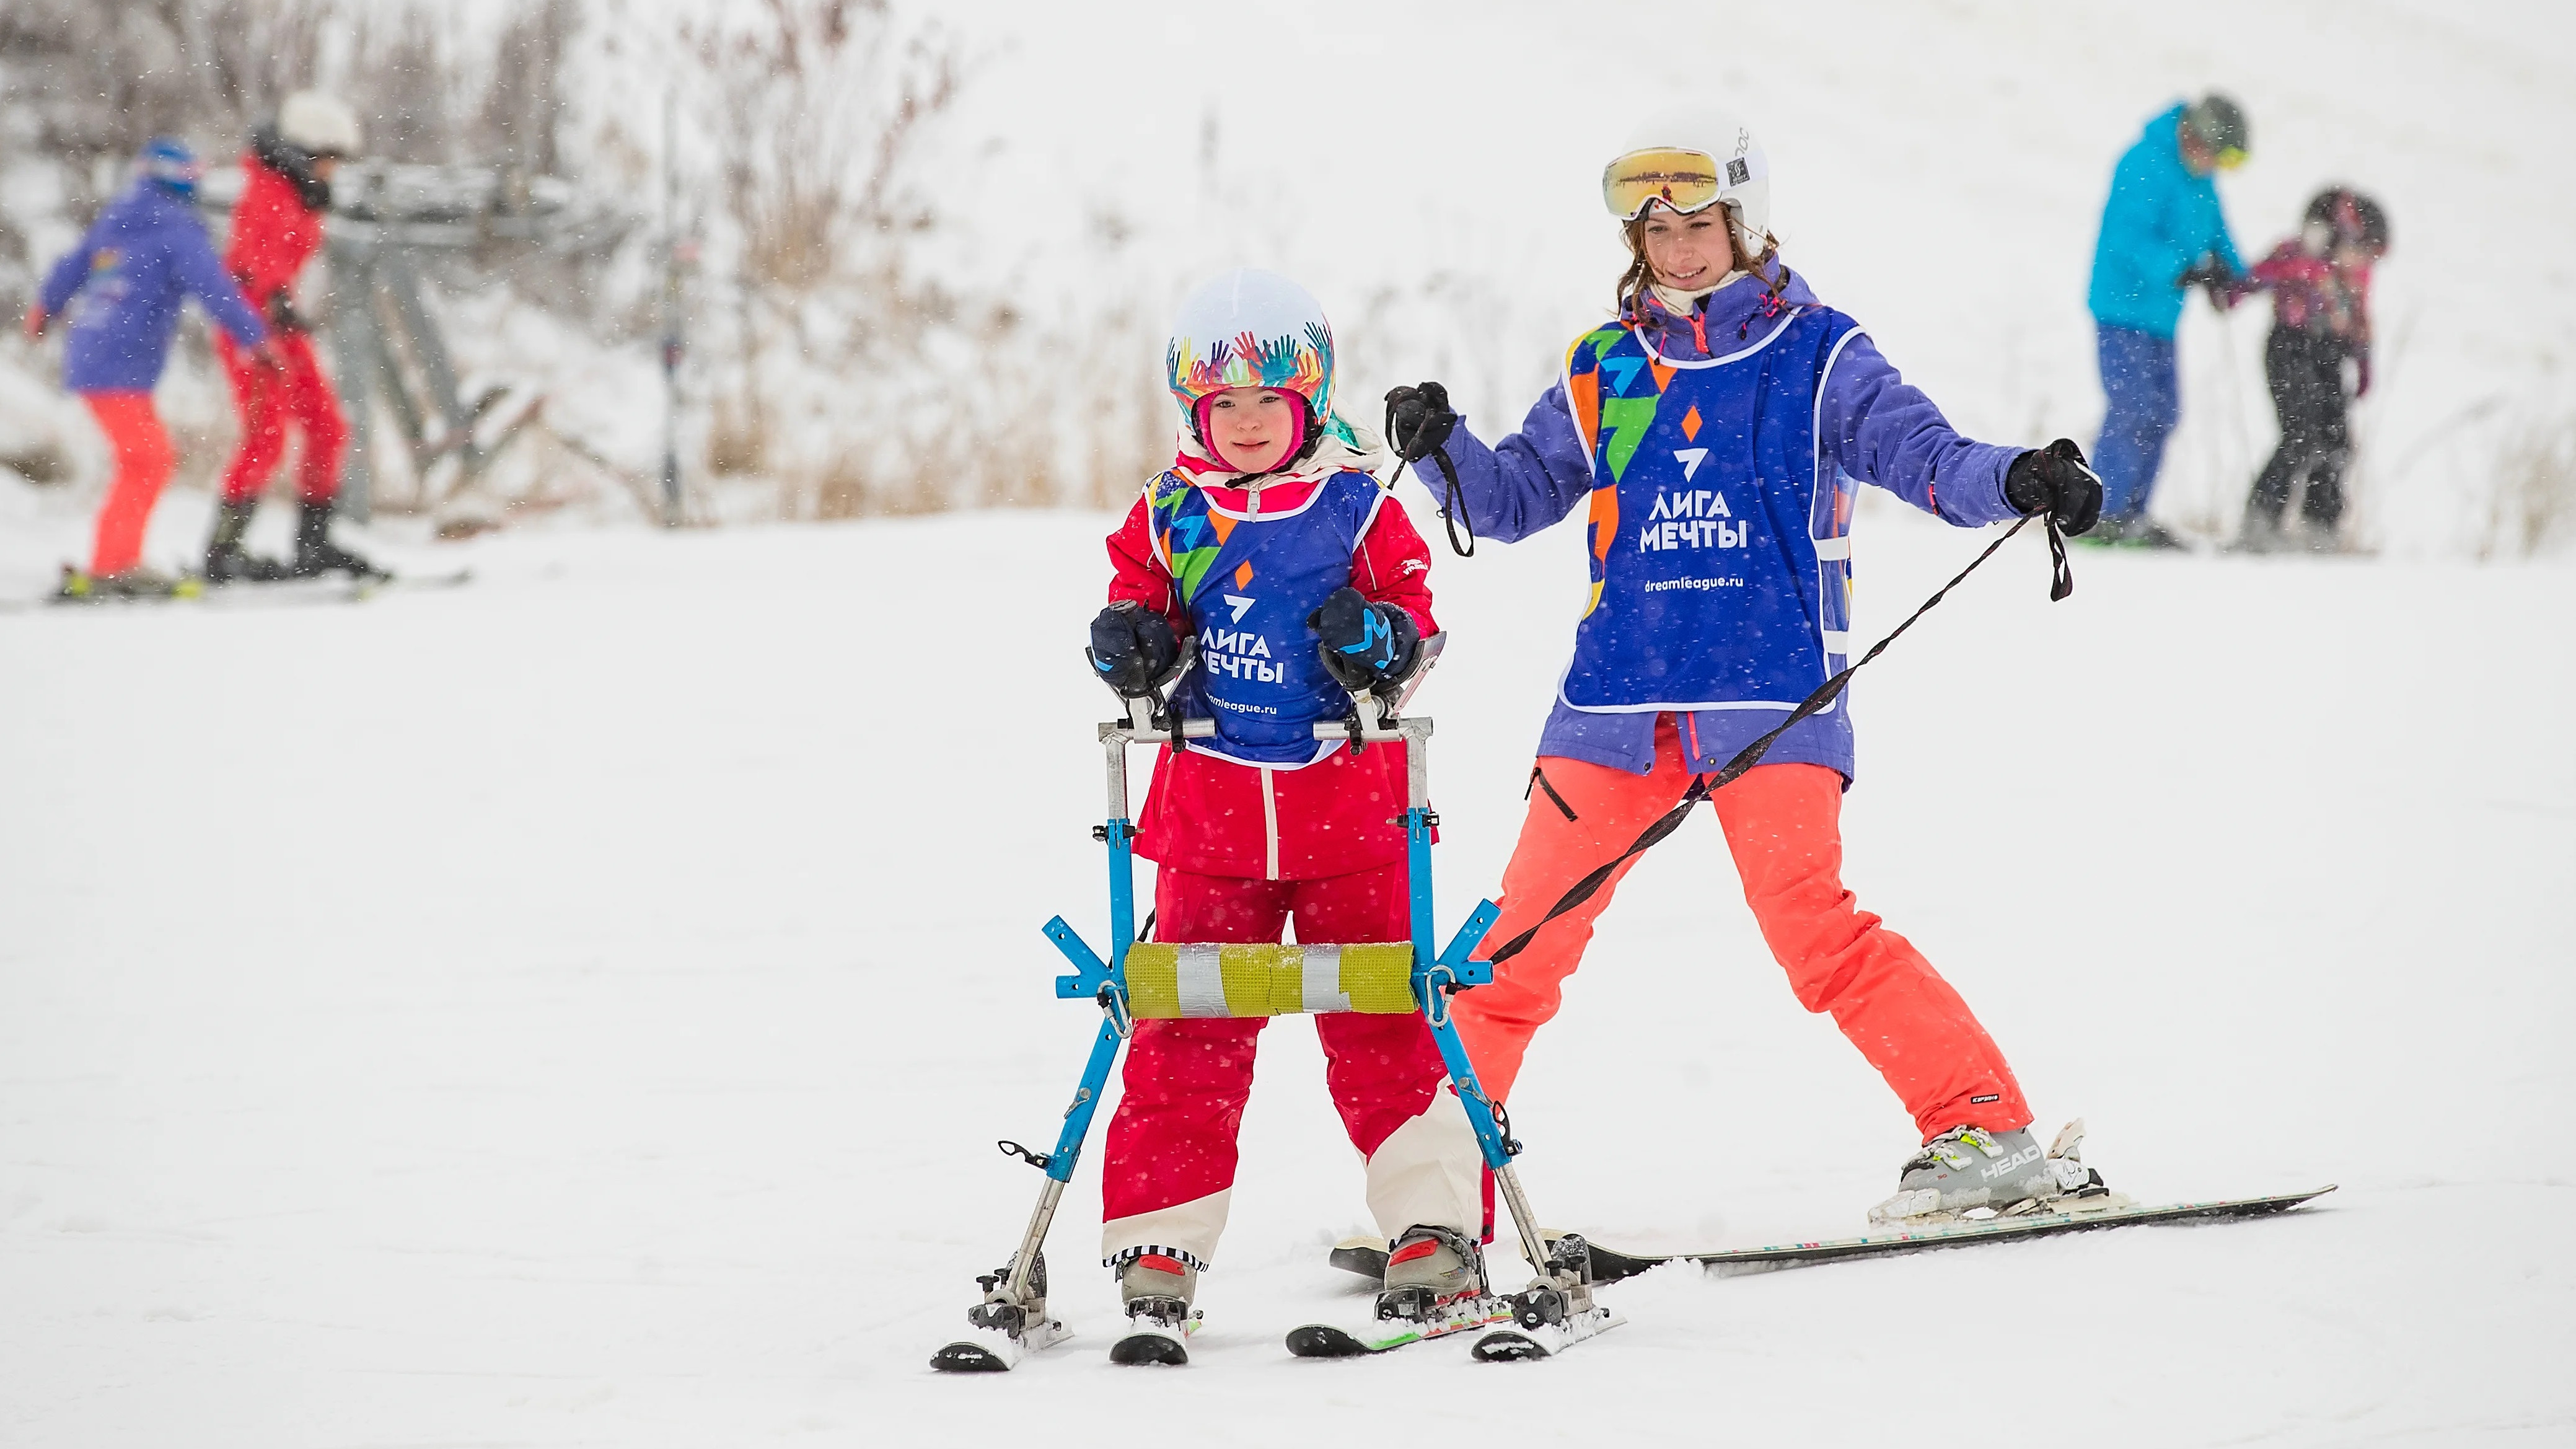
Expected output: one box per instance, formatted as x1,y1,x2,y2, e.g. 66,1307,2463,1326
1376,1224,1490,1324
1108,1253,1201,1365
1870,1120,2120,1224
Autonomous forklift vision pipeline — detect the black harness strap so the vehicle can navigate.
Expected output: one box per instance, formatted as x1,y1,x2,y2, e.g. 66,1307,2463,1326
1526,765,1580,822
1484,513,2068,968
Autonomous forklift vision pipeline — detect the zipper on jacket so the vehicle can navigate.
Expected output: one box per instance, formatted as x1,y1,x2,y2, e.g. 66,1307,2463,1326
1261,766,1280,881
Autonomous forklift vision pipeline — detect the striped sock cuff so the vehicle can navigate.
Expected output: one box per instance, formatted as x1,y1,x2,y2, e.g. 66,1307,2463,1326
1102,1243,1212,1274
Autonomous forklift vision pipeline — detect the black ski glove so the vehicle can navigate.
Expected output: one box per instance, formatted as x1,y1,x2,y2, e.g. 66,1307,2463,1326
265,291,310,335
2003,438,2104,537
2177,254,2237,310
1306,586,1421,691
1383,382,1459,463
1087,600,1179,696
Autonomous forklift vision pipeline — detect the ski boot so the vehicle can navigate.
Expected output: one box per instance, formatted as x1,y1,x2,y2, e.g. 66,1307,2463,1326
2126,518,2189,551
204,501,289,584
291,500,385,580
2235,515,2286,555
1868,1121,2116,1224
1375,1223,1490,1325
1109,1253,1200,1365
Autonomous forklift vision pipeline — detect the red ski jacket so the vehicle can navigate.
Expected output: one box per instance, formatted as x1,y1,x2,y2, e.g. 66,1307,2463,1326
223,154,325,319
1106,477,1439,883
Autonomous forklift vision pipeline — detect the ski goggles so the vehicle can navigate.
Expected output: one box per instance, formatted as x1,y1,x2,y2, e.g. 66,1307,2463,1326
1602,147,1733,221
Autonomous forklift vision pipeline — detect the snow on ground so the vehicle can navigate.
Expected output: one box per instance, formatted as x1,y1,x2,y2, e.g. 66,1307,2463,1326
2,497,2570,1445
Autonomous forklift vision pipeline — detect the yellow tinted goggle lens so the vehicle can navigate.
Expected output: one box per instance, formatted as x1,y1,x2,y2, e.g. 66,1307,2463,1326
1602,148,1724,220
2216,146,2248,171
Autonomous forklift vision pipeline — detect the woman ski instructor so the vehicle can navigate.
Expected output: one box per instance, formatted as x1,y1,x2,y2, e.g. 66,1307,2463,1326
1384,114,2108,1223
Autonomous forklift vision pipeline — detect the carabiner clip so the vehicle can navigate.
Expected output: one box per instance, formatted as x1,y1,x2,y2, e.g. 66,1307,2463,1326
1097,981,1134,1039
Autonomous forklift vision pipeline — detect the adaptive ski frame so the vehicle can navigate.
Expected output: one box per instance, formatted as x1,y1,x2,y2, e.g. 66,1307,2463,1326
960,676,1601,1350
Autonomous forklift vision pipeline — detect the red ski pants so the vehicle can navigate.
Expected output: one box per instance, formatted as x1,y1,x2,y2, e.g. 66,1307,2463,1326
82,391,177,577
1099,860,1485,1271
1453,716,2031,1142
216,330,343,506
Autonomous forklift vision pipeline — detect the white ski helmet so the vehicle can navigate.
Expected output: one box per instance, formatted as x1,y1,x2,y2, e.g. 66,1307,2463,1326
278,90,363,158
1166,268,1337,430
1603,111,1771,253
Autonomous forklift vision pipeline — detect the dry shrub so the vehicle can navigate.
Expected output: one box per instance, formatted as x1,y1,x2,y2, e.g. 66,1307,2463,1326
705,396,769,478
2485,414,2576,559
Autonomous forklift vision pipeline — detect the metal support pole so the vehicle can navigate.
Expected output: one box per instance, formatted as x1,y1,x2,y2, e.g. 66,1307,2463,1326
326,230,378,523
658,87,683,526
997,1012,1126,1308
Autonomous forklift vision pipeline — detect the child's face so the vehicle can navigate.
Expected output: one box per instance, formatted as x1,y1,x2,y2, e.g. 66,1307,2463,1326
1205,387,1299,473
1638,206,1733,292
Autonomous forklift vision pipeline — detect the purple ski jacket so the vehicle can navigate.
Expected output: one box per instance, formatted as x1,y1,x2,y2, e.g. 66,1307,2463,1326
37,180,267,395
1428,266,2028,783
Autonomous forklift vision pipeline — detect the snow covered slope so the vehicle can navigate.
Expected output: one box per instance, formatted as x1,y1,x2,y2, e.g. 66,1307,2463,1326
2,501,2569,1445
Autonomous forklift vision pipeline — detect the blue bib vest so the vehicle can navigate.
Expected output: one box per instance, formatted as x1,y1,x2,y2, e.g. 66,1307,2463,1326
1558,306,1865,715
1149,468,1392,768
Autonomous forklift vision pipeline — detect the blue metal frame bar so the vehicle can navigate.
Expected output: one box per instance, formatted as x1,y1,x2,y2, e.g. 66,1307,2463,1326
1041,1015,1125,1184
1011,719,1525,1243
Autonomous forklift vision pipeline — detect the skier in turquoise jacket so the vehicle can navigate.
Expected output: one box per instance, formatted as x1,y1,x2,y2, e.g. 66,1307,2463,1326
2085,95,2249,546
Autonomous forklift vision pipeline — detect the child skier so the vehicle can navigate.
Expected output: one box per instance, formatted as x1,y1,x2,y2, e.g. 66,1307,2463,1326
1380,113,2108,1225
206,90,375,582
2230,187,2389,551
25,139,274,598
1081,268,1487,1363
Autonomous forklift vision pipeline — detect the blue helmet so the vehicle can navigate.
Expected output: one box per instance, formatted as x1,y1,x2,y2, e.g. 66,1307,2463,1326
139,137,202,199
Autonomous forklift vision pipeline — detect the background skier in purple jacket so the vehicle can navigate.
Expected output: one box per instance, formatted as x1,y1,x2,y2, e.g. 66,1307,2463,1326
1379,112,2110,1225
26,138,273,595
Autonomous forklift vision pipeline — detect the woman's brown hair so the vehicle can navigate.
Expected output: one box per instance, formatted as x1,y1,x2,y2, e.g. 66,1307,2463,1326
1615,209,1787,323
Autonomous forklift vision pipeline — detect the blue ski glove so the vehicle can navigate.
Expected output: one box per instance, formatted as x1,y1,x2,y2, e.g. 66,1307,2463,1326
1088,601,1179,696
1306,586,1420,691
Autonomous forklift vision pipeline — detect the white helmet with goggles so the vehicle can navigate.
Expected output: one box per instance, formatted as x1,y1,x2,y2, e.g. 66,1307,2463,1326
279,90,363,159
1602,112,1771,253
1166,268,1337,436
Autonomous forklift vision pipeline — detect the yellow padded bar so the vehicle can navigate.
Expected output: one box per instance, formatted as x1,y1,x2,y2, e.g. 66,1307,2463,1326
1122,943,1418,1018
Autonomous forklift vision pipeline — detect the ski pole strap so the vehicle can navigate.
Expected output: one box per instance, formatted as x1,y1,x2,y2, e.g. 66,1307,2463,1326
1483,514,2064,969
1428,446,1476,558
1379,393,1477,558
1122,942,1418,1018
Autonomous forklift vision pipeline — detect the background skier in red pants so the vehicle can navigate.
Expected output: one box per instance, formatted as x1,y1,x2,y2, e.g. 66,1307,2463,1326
208,90,374,581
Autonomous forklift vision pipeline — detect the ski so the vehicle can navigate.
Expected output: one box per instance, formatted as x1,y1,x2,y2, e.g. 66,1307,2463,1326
930,1317,1072,1373
1108,1311,1198,1366
16,568,472,613
1332,1188,2334,1285
1285,1295,1513,1358
1576,1186,2337,1282
1470,1303,1623,1362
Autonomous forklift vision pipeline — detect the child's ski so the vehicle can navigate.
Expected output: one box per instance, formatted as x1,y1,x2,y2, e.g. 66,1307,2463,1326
1108,1308,1198,1365
1285,1296,1512,1358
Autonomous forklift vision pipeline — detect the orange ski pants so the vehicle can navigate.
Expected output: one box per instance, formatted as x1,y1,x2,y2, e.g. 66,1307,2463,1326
216,330,343,506
1453,716,2031,1142
82,391,177,577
